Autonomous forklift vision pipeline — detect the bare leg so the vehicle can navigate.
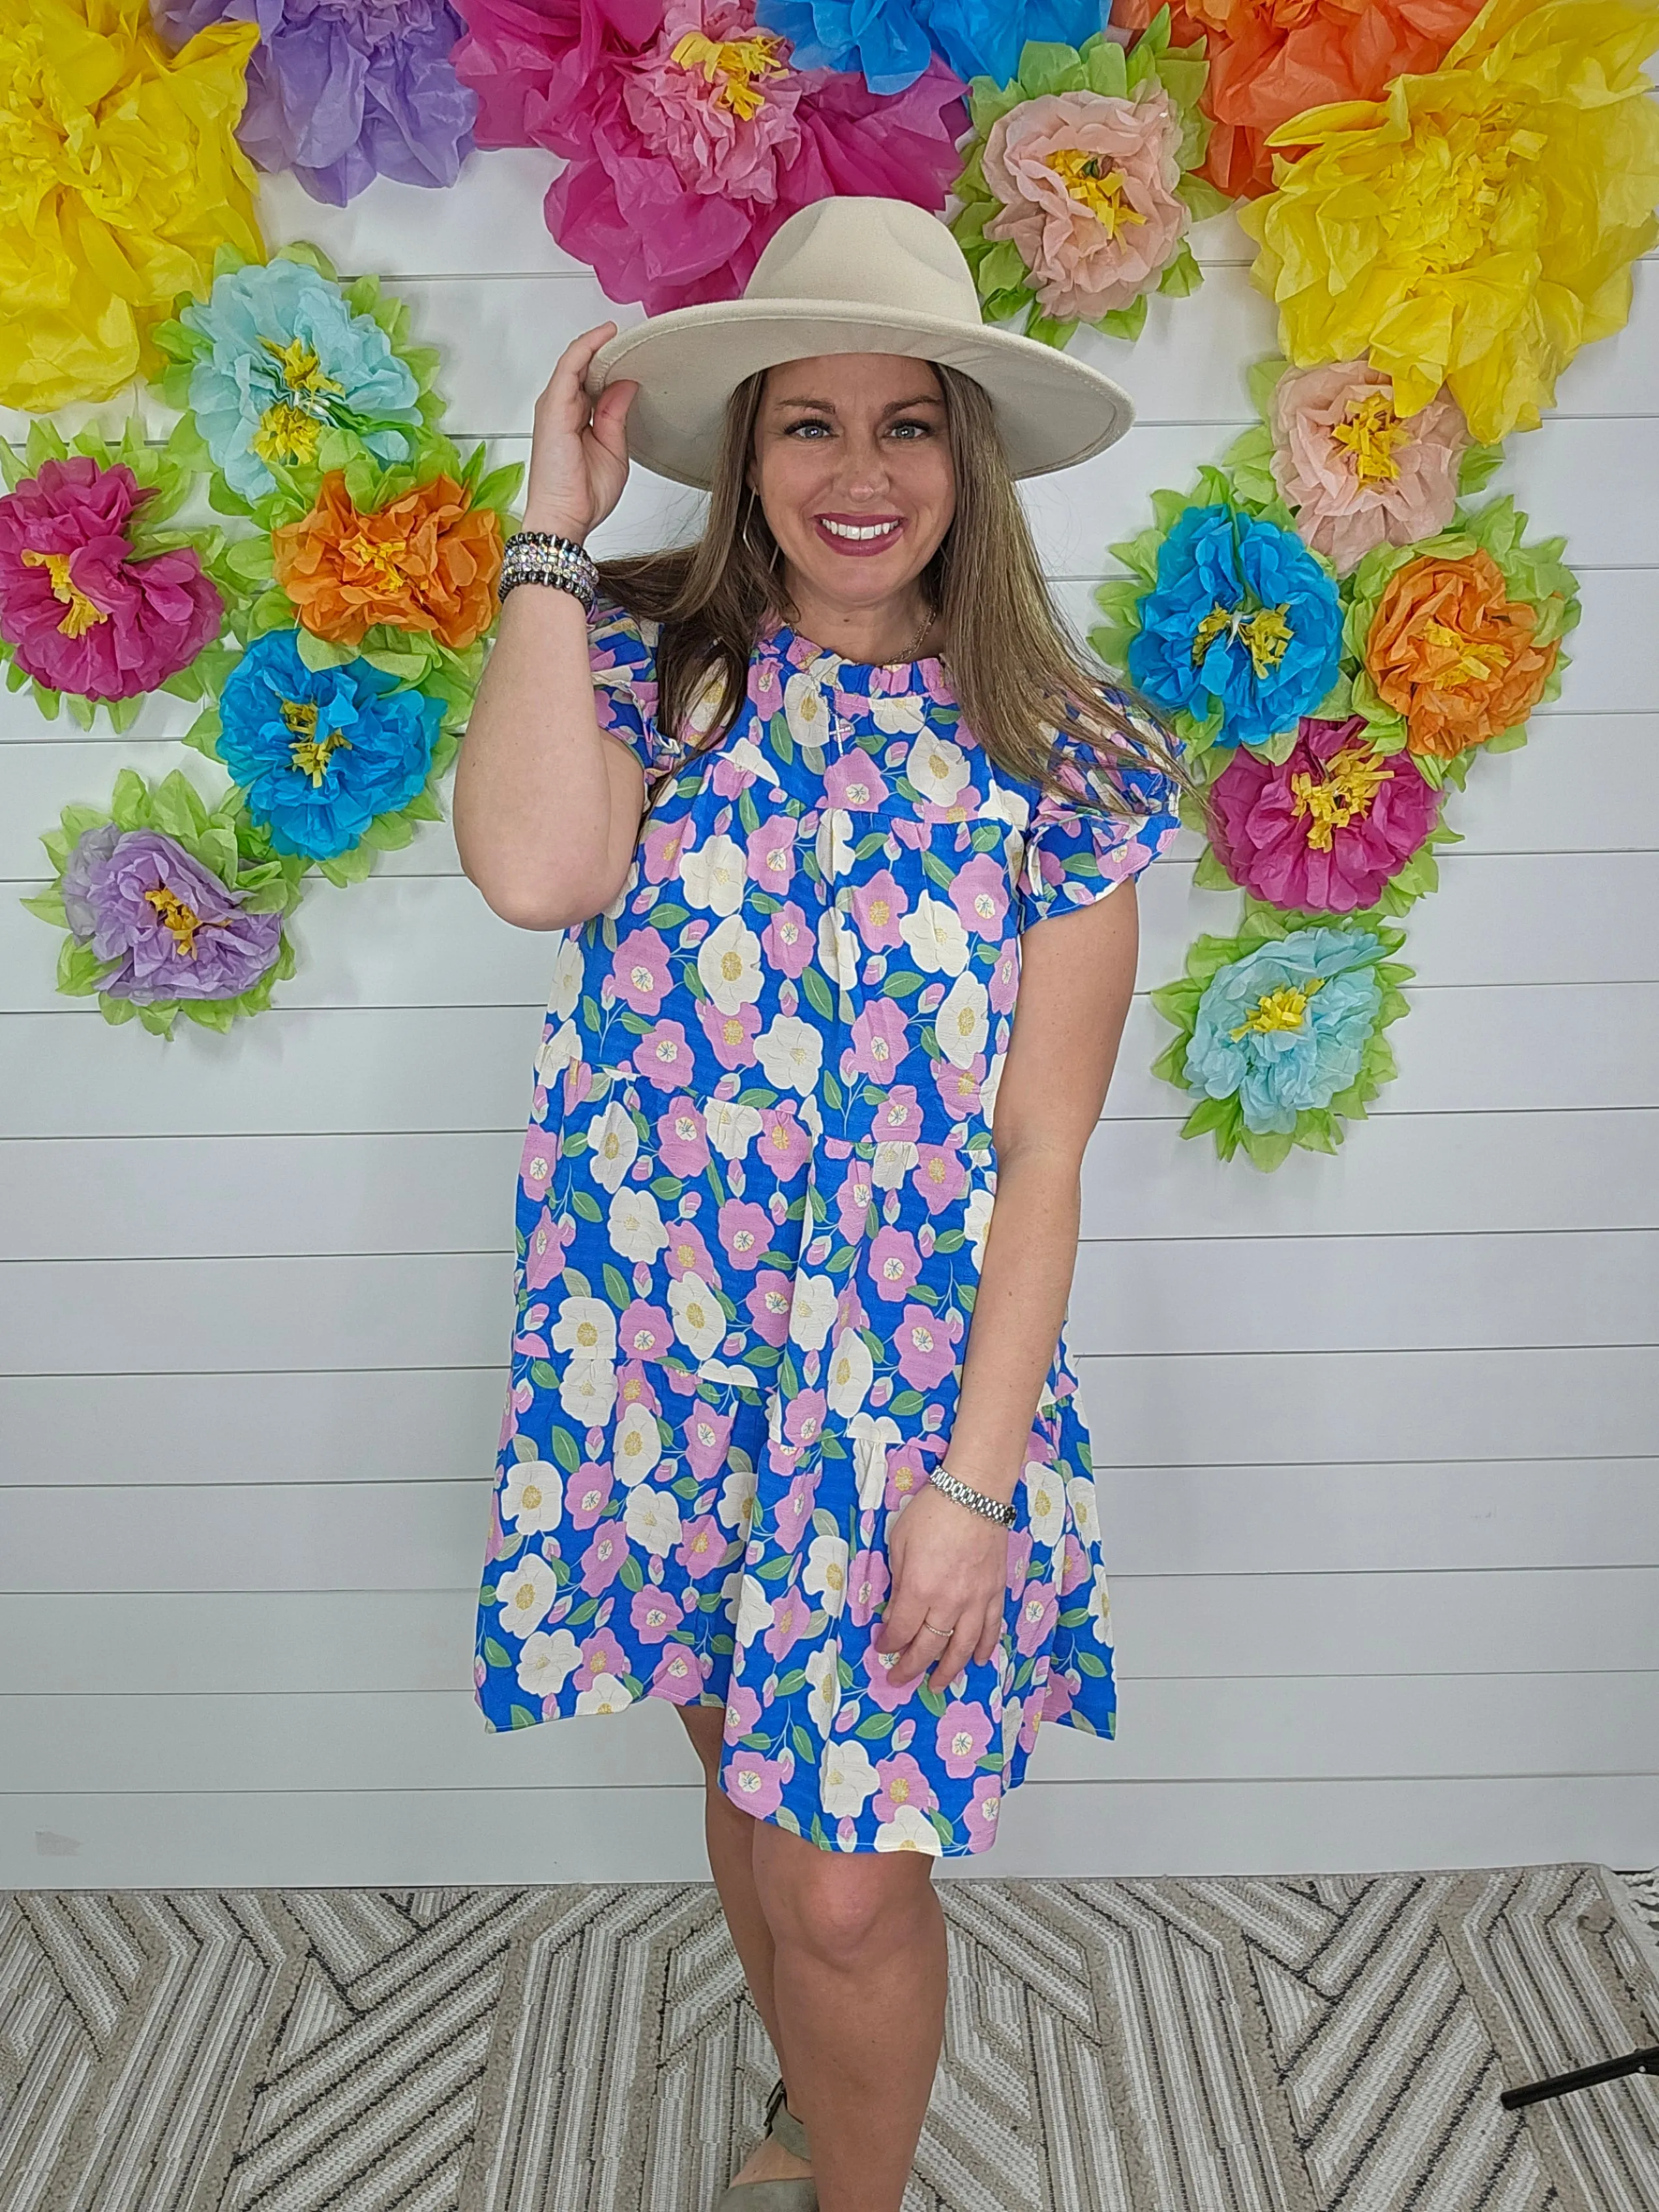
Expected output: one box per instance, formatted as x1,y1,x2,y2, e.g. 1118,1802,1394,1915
677,1703,813,2189
753,1817,946,2212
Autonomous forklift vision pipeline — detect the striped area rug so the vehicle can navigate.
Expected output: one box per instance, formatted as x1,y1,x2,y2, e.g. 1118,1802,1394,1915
3,1866,1658,2212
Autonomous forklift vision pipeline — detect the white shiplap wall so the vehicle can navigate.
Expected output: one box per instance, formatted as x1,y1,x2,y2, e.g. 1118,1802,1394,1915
2,150,1656,1887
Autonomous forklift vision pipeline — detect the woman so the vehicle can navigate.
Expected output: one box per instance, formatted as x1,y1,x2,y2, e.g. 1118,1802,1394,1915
456,198,1182,2212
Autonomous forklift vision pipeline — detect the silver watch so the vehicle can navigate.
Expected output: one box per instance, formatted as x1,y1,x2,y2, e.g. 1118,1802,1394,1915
498,529,599,613
927,1466,1017,1529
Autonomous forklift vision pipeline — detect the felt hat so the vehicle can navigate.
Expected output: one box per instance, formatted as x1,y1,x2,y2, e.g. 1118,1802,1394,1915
586,196,1136,490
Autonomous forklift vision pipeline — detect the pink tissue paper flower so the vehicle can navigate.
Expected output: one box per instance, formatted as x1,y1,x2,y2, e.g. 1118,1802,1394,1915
1270,361,1470,577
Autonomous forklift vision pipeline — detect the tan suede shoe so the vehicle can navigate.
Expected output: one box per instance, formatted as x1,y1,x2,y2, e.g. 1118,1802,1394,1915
712,2078,816,2210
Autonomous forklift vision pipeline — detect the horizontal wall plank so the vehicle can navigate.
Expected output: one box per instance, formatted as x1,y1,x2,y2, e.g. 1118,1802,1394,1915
3,1673,1652,1799
8,849,1658,1016
4,1228,1649,1375
2,1562,1652,1686
7,1773,1656,1887
3,1348,1651,1487
5,1109,1653,1263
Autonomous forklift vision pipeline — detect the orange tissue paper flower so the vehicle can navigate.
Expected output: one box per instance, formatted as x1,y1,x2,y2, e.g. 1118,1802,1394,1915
1111,0,1483,199
271,471,503,651
1365,546,1559,759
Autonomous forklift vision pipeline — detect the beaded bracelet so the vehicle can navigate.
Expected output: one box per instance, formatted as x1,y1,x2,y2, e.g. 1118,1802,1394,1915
498,529,599,614
928,1465,1017,1529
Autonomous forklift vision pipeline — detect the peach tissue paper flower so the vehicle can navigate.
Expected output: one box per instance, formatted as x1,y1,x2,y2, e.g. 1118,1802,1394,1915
1270,361,1469,576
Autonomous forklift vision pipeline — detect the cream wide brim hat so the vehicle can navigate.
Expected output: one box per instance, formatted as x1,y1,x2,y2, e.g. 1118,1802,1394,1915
585,196,1135,490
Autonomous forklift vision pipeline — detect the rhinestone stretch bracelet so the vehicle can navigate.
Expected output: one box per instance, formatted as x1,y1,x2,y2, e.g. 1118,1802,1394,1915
498,529,599,613
927,1466,1017,1529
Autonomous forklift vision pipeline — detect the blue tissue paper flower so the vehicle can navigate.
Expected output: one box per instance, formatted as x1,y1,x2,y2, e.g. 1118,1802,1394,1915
758,0,1100,94
216,629,443,861
184,258,423,502
1127,503,1345,749
1184,928,1387,1134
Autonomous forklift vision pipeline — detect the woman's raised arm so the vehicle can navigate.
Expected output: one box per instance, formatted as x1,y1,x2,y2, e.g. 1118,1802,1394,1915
452,325,646,930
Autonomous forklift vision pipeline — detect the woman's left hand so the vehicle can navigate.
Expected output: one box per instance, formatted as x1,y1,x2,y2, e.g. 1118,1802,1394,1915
876,1482,1011,1692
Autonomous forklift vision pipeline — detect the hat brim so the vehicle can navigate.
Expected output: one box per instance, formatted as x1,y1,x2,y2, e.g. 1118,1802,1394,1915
586,299,1135,490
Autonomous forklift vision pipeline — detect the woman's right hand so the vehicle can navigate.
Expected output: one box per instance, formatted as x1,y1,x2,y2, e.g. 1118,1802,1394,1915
521,322,638,546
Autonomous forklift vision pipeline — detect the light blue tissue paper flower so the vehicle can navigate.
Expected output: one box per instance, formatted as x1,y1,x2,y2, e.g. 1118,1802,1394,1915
1184,928,1388,1134
183,258,423,502
757,0,1101,94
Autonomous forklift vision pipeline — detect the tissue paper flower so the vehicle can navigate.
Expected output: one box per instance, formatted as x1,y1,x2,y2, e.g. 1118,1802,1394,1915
0,0,262,411
1343,494,1579,771
1205,712,1446,914
152,0,478,206
454,0,967,314
0,456,222,701
213,627,445,861
271,468,503,648
1235,0,1659,441
168,256,426,503
1111,493,1345,753
60,821,282,1003
1111,0,1484,200
757,0,1101,95
951,24,1225,346
1264,361,1471,577
1150,906,1411,1165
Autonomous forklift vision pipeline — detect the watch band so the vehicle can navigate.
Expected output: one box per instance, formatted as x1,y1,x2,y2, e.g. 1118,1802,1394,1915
498,529,599,613
927,1465,1017,1529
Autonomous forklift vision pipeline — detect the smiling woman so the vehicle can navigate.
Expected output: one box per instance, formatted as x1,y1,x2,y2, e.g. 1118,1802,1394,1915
451,197,1182,2212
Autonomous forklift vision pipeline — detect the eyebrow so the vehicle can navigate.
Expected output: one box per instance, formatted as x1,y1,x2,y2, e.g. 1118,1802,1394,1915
771,393,946,415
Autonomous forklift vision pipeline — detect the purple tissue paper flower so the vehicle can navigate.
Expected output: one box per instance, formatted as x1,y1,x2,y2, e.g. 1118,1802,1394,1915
62,825,284,1004
151,0,479,206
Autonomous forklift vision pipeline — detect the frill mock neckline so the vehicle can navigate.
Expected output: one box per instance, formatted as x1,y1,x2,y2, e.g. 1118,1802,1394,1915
760,618,944,686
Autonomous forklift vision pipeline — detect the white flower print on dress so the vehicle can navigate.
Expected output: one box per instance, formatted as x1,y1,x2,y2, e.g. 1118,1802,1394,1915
516,1626,582,1696
826,1327,873,1418
612,1398,663,1487
606,1185,669,1263
681,831,746,915
502,1458,563,1534
558,1358,617,1427
815,807,856,882
872,1139,919,1190
876,1803,943,1852
964,1184,996,1268
495,1555,559,1639
818,909,859,990
575,1671,631,1714
551,1296,618,1364
936,972,990,1068
535,1019,580,1084
979,1048,1006,1124
805,1641,841,1733
783,668,831,747
1066,1473,1101,1547
787,1271,839,1352
906,731,970,807
870,692,926,735
803,1531,849,1617
625,1484,682,1557
1091,1564,1113,1644
1025,1459,1066,1546
899,893,970,976
697,915,764,1013
704,1098,763,1161
736,1570,773,1648
587,1100,639,1194
718,1456,759,1533
547,934,585,1022
669,1271,726,1362
820,1735,881,1817
755,1014,822,1095
847,1411,901,1509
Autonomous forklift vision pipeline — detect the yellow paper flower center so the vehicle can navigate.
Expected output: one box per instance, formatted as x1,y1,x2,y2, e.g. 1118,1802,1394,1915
338,526,410,597
251,401,325,470
143,886,222,957
262,335,344,404
1383,106,1542,277
1232,976,1323,1039
1193,601,1293,678
1420,618,1512,689
20,547,108,636
670,29,788,119
285,700,352,787
1330,391,1407,485
1290,742,1393,850
1045,150,1146,239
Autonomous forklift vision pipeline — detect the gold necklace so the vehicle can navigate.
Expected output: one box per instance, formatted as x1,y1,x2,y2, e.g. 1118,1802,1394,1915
899,601,936,665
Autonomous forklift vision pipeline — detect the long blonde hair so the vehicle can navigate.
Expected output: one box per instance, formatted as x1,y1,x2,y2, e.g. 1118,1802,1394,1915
597,361,1183,813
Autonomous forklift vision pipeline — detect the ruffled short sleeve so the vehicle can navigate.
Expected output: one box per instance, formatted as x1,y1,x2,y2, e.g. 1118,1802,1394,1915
1014,688,1183,931
588,597,671,775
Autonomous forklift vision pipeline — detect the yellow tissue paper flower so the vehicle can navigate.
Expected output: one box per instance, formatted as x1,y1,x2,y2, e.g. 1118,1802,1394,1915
0,0,264,413
1236,0,1659,443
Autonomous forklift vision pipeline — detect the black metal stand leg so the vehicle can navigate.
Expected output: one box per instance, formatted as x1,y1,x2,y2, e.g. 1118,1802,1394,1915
1499,2044,1659,2110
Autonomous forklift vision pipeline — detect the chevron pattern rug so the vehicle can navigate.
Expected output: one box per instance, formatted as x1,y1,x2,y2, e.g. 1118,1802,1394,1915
3,1867,1658,2212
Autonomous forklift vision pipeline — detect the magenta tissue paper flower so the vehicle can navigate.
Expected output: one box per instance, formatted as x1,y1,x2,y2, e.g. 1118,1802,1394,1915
61,824,284,1004
0,457,222,702
151,0,479,205
1207,714,1442,915
1270,361,1470,578
453,0,967,313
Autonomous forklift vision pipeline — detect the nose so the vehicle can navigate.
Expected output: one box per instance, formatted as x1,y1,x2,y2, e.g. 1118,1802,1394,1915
835,425,893,503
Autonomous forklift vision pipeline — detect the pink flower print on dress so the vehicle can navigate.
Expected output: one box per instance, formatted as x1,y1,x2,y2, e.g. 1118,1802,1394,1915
874,1752,938,1823
524,1204,573,1291
761,899,813,978
873,1083,923,1142
567,1463,614,1530
931,1055,982,1120
836,1167,875,1241
850,867,908,949
988,942,1020,1015
894,1304,960,1390
579,1525,627,1596
616,1360,662,1417
676,1511,729,1579
764,1585,810,1662
861,1641,919,1712
629,1583,685,1644
935,1699,994,1778
663,1218,717,1281
884,1440,929,1512
910,1144,968,1216
824,751,890,811
848,1547,889,1626
964,1773,1002,1845
783,1392,826,1454
745,1269,795,1345
1039,1667,1075,1724
717,1198,773,1270
642,816,692,883
1015,1579,1059,1658
758,1101,811,1176
651,1645,704,1702
745,815,797,893
698,995,762,1068
519,1125,558,1203
618,1299,674,1362
682,1401,735,1482
772,1468,818,1551
725,1750,785,1817
848,998,910,1080
633,1017,695,1090
655,1098,711,1176
582,1627,631,1681
867,1226,921,1302
612,927,673,1015
725,1682,763,1740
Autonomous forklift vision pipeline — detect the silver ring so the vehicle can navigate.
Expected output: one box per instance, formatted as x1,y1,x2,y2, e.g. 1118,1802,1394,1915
921,1621,954,1638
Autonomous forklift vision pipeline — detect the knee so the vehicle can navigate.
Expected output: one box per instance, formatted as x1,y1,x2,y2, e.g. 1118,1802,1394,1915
754,1835,931,1969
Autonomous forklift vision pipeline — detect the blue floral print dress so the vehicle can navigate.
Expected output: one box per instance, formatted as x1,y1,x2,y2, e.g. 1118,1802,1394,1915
474,602,1180,1856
